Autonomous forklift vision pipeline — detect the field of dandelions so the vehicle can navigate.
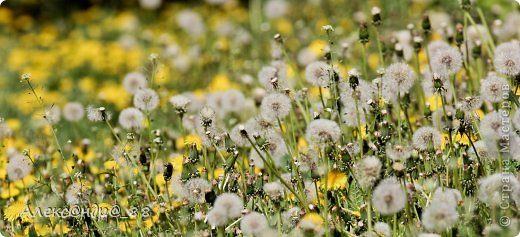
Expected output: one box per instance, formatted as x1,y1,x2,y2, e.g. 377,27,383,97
0,0,520,236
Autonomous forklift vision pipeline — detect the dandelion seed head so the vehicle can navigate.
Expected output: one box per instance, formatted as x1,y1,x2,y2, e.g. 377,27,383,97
478,173,520,207
206,206,228,227
240,212,268,235
386,143,413,161
169,94,191,112
185,178,212,204
305,119,341,147
412,127,442,151
479,111,510,141
421,202,459,233
264,0,288,19
431,188,461,207
431,47,463,77
365,222,392,237
45,106,61,124
63,102,85,122
123,72,147,94
7,151,33,181
354,156,382,188
263,182,285,199
134,88,159,111
258,65,287,92
305,61,334,87
427,40,450,56
382,62,416,100
494,42,520,76
260,93,292,121
480,74,509,103
118,107,145,130
372,177,406,215
214,192,243,219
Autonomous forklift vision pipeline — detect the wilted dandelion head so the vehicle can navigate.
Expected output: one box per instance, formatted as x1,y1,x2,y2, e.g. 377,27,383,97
412,127,442,151
305,61,334,87
134,88,159,112
63,102,85,122
118,107,145,130
7,151,33,181
421,202,459,233
240,212,268,235
214,192,243,219
478,173,520,207
123,72,147,94
479,74,509,103
260,93,292,121
372,177,406,215
305,119,341,147
354,156,382,188
185,178,212,204
431,47,463,77
382,62,416,97
494,42,520,76
456,96,482,112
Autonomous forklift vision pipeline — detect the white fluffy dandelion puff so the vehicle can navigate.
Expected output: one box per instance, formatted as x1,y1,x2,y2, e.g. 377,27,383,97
260,93,292,121
63,102,85,122
122,72,147,94
305,61,334,87
382,62,416,101
421,202,459,233
431,47,463,77
305,119,341,147
169,94,191,114
412,127,442,151
494,42,520,76
478,173,520,207
240,212,268,235
7,151,33,181
354,156,382,189
479,74,509,103
134,88,160,111
372,177,406,215
213,192,243,219
118,107,145,130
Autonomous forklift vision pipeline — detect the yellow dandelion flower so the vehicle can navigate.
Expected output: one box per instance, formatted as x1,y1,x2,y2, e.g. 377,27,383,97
324,170,349,190
4,200,30,222
176,134,202,150
302,212,323,226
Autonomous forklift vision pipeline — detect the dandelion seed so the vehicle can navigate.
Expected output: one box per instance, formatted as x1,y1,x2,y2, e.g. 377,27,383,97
479,74,509,103
7,151,33,181
240,212,268,235
123,72,147,94
372,177,406,215
305,61,334,87
431,47,463,77
134,88,159,112
412,127,442,151
305,119,341,147
494,42,520,76
118,107,145,130
260,93,292,121
421,202,459,233
213,192,243,219
63,102,85,122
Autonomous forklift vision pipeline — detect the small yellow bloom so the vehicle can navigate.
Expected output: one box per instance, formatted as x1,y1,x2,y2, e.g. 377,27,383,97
302,212,323,226
324,170,348,190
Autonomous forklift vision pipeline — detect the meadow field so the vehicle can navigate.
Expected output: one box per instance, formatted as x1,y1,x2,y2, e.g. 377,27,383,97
0,0,519,236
